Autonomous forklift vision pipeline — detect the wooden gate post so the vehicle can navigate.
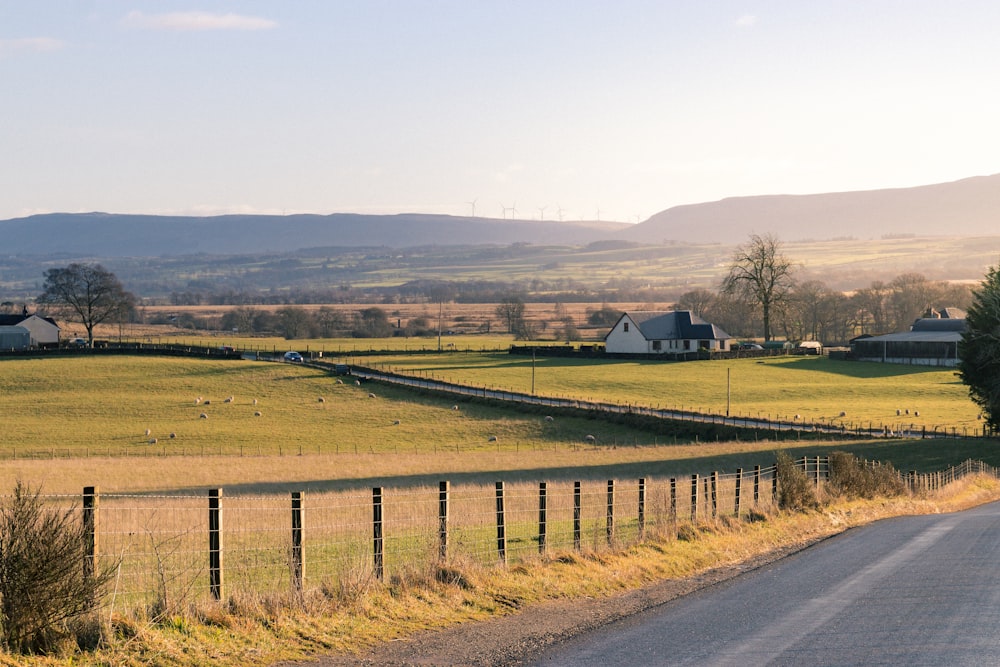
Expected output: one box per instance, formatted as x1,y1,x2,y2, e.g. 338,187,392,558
291,491,304,592
495,482,507,564
772,461,779,501
538,482,547,554
373,487,384,581
209,489,223,600
438,481,449,561
710,472,718,518
753,465,761,504
573,481,582,551
82,486,98,585
669,478,677,530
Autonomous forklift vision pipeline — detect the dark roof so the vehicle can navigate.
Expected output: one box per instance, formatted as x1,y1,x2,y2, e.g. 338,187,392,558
911,317,966,333
0,314,59,328
616,310,732,341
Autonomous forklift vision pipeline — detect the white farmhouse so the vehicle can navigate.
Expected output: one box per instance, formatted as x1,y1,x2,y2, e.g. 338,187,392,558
605,310,732,355
0,313,61,348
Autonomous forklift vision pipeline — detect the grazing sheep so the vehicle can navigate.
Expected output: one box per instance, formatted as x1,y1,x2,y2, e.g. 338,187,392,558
896,409,901,416
148,438,157,445
335,379,344,384
195,397,202,404
839,411,846,417
794,414,801,420
368,392,376,398
452,405,459,411
393,419,401,425
254,411,262,417
169,432,176,439
199,413,208,419
203,400,211,405
544,416,554,422
488,435,498,442
318,397,325,403
914,411,920,417
144,428,151,437
584,434,596,442
253,398,258,405
224,396,234,403
355,380,361,386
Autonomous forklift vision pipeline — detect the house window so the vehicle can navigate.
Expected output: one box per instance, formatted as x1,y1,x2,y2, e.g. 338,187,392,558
684,340,691,350
652,340,661,351
623,322,629,332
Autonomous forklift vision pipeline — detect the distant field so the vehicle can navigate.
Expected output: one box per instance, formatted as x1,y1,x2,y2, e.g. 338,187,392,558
365,352,981,433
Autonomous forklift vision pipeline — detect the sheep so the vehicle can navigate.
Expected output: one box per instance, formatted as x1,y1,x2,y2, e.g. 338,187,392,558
224,396,234,403
335,379,344,384
584,434,596,443
169,432,176,439
144,428,151,437
318,397,325,403
254,411,262,417
393,419,401,425
253,398,258,405
488,435,498,442
896,409,901,416
914,410,920,417
544,416,554,422
368,392,376,398
148,438,157,445
203,400,211,405
355,380,361,386
839,411,846,417
199,413,208,419
195,397,202,404
794,414,801,420
452,405,459,411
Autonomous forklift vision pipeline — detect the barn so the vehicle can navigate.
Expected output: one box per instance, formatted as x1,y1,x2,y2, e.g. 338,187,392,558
851,311,965,366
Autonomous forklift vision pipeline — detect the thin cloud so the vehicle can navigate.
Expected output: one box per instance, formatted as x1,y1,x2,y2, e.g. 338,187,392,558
121,11,277,32
0,37,65,56
736,14,758,28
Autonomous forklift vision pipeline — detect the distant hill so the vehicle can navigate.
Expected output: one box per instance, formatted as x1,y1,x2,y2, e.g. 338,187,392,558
0,212,630,257
626,173,1000,244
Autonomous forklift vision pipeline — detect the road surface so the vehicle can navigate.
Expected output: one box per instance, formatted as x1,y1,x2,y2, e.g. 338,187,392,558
531,501,1000,666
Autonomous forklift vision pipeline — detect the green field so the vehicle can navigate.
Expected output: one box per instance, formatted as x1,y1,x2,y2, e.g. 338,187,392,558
365,352,981,432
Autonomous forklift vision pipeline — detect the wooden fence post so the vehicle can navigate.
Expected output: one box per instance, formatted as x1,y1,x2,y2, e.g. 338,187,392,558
573,481,581,551
753,465,760,504
83,486,98,585
291,491,304,592
538,482,547,554
606,480,615,546
669,478,677,531
638,478,646,540
690,474,698,522
209,488,223,600
710,472,718,518
438,481,449,561
734,468,743,517
373,487,384,581
495,482,507,564
772,461,778,501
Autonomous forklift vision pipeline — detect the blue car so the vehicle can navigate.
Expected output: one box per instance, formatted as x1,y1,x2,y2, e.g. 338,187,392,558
283,351,303,362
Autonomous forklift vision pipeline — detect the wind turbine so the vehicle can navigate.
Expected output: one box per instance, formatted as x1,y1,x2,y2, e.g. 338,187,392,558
538,205,548,221
556,205,565,222
467,198,478,217
595,206,602,222
500,202,514,220
510,202,518,220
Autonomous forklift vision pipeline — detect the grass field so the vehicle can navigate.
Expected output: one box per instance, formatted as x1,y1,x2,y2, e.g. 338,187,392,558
0,353,994,497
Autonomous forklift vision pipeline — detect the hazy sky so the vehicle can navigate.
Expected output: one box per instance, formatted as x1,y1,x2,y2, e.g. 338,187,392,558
3,1,999,223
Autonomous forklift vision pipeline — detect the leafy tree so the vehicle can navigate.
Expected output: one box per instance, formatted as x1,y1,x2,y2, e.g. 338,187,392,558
353,307,392,338
958,265,1000,433
720,233,795,341
586,304,622,326
38,263,135,346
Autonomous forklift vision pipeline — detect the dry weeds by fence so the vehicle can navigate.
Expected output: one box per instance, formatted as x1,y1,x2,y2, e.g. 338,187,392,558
33,458,995,615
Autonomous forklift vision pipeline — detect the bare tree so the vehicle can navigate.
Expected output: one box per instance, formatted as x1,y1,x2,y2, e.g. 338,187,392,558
495,295,526,334
38,263,134,346
720,233,795,341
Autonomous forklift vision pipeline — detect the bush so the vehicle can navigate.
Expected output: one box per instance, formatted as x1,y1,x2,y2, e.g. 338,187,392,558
775,451,819,511
0,482,114,654
828,451,906,499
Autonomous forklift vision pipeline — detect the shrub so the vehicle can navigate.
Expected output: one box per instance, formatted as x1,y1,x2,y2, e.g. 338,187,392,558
0,482,114,654
828,451,906,499
776,451,819,511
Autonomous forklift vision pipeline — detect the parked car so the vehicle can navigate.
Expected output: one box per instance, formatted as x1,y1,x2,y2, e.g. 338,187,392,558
283,351,303,362
69,337,88,347
333,363,351,375
735,342,763,350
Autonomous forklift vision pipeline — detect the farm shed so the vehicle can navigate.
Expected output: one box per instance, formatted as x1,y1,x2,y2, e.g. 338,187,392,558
605,310,732,355
0,313,60,348
0,326,30,351
851,314,965,367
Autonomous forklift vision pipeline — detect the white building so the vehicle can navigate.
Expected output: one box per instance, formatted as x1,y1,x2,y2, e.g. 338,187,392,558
605,310,732,355
0,313,61,348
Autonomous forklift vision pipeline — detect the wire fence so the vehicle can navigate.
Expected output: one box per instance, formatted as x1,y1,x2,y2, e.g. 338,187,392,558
29,457,996,614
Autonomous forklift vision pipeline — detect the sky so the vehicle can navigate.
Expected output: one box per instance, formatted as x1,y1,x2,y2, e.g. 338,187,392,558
3,1,1000,224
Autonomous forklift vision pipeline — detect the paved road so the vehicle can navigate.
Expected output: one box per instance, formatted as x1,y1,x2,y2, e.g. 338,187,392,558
531,502,1000,666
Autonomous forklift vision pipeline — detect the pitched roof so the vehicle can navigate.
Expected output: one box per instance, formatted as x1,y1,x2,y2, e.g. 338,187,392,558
0,314,59,328
620,310,732,341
